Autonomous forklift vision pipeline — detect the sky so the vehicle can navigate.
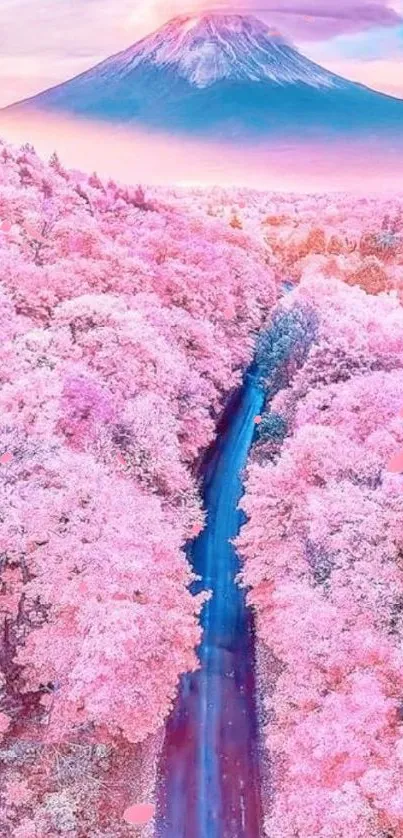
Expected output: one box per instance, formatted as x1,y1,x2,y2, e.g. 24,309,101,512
0,0,403,107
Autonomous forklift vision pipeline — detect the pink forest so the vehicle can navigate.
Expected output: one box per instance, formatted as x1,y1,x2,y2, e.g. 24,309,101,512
1,2,403,838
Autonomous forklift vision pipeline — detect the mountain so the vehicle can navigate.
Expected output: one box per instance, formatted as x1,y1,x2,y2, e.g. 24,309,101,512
5,13,403,141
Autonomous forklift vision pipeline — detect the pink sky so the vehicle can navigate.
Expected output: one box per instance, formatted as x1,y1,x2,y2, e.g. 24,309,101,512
0,0,402,107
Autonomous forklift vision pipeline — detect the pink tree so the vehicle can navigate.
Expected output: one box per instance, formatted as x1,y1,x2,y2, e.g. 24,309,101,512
239,271,403,837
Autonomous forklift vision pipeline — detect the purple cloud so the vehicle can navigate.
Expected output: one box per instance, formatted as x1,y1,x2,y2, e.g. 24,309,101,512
206,1,403,39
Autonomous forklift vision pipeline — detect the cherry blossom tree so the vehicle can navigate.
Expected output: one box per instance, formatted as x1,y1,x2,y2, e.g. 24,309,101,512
0,136,277,836
238,271,403,837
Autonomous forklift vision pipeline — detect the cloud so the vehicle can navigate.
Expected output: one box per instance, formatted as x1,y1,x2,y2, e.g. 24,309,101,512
194,1,403,40
129,0,403,40
1,108,403,194
1,1,402,55
317,56,403,96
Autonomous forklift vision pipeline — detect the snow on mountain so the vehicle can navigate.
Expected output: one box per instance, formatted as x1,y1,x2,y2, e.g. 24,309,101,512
4,12,403,141
99,13,342,90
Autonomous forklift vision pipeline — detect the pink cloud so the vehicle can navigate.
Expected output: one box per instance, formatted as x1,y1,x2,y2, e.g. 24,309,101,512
317,56,403,97
198,1,403,40
98,0,403,42
1,109,403,194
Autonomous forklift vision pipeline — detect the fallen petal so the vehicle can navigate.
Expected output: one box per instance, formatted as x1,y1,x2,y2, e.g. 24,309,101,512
123,803,155,825
387,450,403,473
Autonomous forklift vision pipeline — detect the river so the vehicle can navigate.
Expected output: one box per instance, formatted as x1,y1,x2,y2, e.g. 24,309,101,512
156,367,265,838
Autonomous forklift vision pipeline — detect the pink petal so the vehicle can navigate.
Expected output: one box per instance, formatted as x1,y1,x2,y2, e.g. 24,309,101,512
123,803,155,825
191,523,203,537
24,222,44,241
0,452,13,465
387,450,403,473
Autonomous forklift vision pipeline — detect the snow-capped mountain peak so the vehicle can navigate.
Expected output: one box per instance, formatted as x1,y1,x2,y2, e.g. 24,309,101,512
101,12,342,89
7,10,403,143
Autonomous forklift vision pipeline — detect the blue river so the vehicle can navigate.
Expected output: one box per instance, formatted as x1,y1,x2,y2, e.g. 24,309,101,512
156,367,265,838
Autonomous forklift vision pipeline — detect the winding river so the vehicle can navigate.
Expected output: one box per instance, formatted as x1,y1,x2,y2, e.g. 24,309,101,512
156,367,265,838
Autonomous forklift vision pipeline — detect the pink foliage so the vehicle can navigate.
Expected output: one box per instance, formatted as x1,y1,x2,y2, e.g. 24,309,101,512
0,711,11,740
2,136,403,836
239,271,403,836
167,185,403,298
7,446,204,744
4,778,34,806
0,137,277,836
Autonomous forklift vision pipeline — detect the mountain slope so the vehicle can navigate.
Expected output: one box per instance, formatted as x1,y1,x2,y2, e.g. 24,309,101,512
89,14,343,90
5,13,403,140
